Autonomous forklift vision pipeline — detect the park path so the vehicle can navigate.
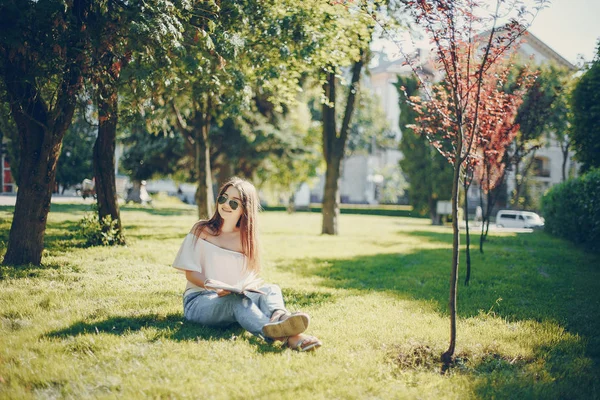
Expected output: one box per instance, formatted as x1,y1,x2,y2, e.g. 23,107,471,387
0,193,94,206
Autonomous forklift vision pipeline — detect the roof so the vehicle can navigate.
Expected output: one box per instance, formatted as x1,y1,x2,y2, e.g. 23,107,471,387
369,26,575,77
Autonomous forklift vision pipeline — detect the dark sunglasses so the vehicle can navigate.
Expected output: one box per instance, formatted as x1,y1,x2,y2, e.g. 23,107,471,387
217,193,241,210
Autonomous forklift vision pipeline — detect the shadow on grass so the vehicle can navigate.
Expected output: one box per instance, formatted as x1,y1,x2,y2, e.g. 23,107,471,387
470,338,597,399
44,313,287,354
1,204,88,255
276,229,600,394
48,203,97,213
387,333,595,399
43,220,88,251
295,229,599,324
43,287,333,353
0,261,81,280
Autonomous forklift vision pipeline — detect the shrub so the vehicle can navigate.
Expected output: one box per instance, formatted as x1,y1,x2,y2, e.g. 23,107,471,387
542,168,600,252
78,213,125,246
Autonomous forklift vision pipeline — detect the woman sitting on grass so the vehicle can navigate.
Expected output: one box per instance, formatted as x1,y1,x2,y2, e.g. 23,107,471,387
172,177,322,352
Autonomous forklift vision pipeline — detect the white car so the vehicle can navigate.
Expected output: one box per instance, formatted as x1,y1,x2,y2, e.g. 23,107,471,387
495,210,545,229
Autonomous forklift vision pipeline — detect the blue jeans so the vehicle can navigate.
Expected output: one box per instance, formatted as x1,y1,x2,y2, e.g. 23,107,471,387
183,284,287,342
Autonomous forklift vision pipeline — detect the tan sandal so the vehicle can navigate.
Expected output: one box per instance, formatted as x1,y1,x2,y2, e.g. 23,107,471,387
284,335,322,352
262,311,310,338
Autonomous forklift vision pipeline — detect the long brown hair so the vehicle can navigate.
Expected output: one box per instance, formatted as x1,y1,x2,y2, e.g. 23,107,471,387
192,177,261,273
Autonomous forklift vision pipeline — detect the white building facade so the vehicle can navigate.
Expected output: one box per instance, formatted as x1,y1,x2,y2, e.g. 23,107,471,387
306,31,577,208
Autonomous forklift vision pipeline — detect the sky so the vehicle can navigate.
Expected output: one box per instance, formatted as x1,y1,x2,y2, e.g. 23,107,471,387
528,0,600,64
373,0,600,66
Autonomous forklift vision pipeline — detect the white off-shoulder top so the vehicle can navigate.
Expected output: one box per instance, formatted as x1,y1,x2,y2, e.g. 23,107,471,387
172,233,248,295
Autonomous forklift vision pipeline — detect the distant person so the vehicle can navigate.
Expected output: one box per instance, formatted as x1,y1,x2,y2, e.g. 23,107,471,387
172,177,322,351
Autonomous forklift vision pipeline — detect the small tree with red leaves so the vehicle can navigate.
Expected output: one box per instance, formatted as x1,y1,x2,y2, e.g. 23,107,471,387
383,0,545,368
474,65,531,255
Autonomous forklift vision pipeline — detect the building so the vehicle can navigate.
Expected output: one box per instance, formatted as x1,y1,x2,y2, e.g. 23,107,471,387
306,29,577,208
1,138,15,193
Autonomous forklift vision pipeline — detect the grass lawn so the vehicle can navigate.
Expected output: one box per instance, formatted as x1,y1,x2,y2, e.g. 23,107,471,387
1,199,599,399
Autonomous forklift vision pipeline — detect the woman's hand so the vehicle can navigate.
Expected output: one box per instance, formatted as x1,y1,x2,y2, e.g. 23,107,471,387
215,289,231,297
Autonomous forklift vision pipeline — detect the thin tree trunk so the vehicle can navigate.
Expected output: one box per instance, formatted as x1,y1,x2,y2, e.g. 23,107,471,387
479,184,486,254
322,69,339,235
322,52,365,235
94,80,123,241
441,128,463,370
322,154,342,234
561,142,569,182
194,102,215,219
480,163,492,253
512,155,521,207
220,160,234,184
464,180,471,286
512,148,538,208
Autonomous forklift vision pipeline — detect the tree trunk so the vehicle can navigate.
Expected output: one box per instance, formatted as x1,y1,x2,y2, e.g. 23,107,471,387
441,128,463,370
322,155,342,234
464,181,471,286
93,80,123,241
322,69,339,235
479,185,486,254
194,105,215,219
512,155,521,207
321,52,365,235
219,159,234,184
511,148,537,208
1,0,88,265
561,143,569,182
429,196,440,225
2,95,73,265
126,180,142,203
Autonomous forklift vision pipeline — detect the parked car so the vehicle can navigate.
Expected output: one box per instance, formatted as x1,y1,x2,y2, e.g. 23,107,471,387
495,210,545,229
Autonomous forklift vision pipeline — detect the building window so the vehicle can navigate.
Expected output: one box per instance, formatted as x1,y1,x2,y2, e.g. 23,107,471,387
532,156,550,178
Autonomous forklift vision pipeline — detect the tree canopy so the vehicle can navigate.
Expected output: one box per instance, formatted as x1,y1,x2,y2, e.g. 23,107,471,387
396,75,453,219
571,42,600,173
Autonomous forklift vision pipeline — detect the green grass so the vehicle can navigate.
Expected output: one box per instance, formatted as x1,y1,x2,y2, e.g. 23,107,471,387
0,200,599,399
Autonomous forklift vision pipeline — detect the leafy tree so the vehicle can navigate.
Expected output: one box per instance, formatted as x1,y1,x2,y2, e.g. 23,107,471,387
320,1,376,235
508,63,572,207
120,128,186,183
56,112,96,193
391,0,545,367
153,0,330,218
346,87,393,156
396,75,453,222
253,96,322,207
88,0,185,243
0,0,186,261
571,42,600,173
0,0,93,265
465,62,530,281
545,66,575,182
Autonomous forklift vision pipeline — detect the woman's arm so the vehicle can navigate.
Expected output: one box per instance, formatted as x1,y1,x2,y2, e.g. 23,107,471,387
185,270,230,297
184,270,206,288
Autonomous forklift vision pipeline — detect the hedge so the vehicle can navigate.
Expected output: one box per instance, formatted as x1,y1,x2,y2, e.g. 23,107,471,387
541,168,600,252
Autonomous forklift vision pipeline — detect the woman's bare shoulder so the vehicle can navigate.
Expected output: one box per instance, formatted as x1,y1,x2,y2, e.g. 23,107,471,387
190,220,216,239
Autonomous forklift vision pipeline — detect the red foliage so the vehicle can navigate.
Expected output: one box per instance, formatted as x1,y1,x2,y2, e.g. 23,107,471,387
402,0,537,192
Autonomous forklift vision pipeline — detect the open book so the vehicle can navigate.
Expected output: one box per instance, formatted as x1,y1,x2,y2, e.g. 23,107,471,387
204,273,265,295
